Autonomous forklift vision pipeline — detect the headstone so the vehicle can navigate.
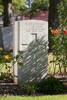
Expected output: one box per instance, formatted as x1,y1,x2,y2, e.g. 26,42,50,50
2,26,13,51
13,20,48,84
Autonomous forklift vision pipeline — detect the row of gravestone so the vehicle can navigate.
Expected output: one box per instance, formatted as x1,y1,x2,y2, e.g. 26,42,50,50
0,20,48,84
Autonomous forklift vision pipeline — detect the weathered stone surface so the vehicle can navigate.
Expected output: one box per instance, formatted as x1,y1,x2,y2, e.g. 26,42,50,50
14,20,48,83
2,26,13,50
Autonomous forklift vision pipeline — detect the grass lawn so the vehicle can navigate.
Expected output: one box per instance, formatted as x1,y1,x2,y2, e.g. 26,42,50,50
0,95,67,100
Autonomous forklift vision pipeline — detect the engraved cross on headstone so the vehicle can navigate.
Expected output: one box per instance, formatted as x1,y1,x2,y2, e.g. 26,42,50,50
21,33,48,50
31,33,47,49
31,33,37,41
22,33,38,47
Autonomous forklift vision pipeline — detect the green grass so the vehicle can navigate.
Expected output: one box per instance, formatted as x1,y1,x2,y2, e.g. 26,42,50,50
0,95,67,100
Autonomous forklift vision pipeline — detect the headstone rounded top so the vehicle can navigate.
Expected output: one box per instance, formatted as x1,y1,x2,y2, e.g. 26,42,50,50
16,20,48,34
16,19,48,23
15,20,48,50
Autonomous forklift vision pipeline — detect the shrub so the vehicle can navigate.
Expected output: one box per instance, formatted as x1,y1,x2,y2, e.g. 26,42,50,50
0,49,23,82
21,77,67,95
38,77,67,94
0,49,13,82
50,27,67,73
22,81,38,95
0,72,13,82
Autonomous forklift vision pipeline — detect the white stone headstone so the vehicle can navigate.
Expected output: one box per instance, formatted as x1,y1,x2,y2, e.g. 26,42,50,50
14,20,48,84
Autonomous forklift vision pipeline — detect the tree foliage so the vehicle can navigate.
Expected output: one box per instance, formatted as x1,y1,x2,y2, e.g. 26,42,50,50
0,5,3,15
59,0,67,26
32,0,49,12
0,0,3,15
0,0,49,26
13,0,26,15
25,0,49,19
0,0,26,26
0,0,26,15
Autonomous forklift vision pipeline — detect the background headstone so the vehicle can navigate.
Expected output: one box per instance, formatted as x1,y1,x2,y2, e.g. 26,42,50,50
2,26,13,51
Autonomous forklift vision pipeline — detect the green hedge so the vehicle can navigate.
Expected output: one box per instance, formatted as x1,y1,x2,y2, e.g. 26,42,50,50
22,77,67,95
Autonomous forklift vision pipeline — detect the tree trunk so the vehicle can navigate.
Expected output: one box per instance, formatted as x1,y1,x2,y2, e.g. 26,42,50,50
48,0,61,51
64,67,66,73
2,0,13,27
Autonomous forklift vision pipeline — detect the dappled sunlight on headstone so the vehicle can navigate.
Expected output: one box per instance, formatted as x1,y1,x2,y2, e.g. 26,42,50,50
14,20,48,84
18,37,48,83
